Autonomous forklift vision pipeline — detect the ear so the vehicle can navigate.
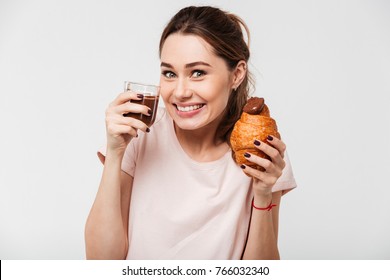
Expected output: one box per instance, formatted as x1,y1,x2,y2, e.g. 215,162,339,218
231,60,247,90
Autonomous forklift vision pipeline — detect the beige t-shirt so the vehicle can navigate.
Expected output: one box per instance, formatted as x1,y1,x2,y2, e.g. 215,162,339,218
98,108,297,259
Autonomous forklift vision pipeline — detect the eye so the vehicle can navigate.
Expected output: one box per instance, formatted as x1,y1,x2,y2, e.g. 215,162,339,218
162,71,176,79
191,70,206,78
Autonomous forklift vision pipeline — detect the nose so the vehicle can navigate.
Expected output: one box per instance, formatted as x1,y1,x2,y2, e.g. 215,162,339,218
174,78,193,100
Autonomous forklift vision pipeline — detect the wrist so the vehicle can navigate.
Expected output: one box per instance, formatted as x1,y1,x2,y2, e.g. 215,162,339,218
252,196,277,211
105,147,126,162
253,192,273,208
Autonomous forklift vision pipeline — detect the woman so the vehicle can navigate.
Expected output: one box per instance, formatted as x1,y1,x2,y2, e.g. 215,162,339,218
85,6,296,260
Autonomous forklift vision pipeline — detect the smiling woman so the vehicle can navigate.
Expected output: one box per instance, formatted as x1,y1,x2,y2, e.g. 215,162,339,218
85,5,297,260
160,34,236,134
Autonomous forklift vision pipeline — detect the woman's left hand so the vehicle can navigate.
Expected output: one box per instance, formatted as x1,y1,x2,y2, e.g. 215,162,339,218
241,136,286,198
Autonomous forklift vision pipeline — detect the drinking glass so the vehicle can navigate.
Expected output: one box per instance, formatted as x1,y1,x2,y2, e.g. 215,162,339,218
123,81,160,126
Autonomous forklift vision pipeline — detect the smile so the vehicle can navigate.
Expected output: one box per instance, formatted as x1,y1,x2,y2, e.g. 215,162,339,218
176,104,204,112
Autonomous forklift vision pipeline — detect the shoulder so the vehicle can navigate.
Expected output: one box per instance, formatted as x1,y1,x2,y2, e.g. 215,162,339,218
273,151,298,195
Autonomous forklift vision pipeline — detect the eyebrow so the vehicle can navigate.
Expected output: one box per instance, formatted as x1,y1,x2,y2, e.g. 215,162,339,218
160,61,211,68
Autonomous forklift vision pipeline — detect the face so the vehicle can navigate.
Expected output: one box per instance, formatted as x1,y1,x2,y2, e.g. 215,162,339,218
159,34,235,131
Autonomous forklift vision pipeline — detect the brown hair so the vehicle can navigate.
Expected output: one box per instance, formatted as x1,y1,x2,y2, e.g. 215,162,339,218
159,6,253,143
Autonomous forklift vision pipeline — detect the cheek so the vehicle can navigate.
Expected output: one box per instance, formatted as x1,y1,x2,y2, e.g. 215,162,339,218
197,80,228,100
215,87,232,112
209,81,231,105
212,73,232,95
159,81,172,101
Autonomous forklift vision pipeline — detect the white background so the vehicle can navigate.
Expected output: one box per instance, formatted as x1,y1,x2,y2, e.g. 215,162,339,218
0,0,389,259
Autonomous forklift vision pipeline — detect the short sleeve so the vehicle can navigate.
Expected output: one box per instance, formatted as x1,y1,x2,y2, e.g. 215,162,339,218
97,108,166,177
97,138,140,177
272,151,297,195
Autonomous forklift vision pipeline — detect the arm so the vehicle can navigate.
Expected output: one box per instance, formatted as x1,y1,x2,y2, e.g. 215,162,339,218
240,136,286,260
85,91,150,259
242,191,282,260
85,153,133,259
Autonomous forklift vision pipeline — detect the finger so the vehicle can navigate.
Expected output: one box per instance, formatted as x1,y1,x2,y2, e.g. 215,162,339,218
118,115,150,133
243,152,281,176
266,135,286,159
107,115,150,134
254,139,285,170
106,122,139,138
110,91,144,106
116,101,151,117
240,164,279,187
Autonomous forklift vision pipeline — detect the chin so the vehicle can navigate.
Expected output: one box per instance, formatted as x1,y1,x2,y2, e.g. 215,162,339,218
173,119,204,131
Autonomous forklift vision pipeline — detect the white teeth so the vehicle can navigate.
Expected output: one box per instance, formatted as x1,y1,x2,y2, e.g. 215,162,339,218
177,104,203,112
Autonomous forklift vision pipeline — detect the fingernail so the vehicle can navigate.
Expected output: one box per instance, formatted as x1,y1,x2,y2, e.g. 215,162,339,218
240,164,246,169
148,109,152,115
137,94,144,99
146,128,150,133
254,140,261,146
267,135,273,141
244,152,251,158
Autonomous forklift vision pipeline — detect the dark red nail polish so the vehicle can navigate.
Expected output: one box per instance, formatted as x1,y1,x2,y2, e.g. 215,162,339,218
254,140,261,146
240,164,246,169
244,152,251,158
146,128,150,133
137,94,144,99
267,135,273,141
148,109,152,115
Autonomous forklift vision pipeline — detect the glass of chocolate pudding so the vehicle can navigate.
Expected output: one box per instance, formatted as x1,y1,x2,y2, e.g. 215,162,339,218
123,81,160,126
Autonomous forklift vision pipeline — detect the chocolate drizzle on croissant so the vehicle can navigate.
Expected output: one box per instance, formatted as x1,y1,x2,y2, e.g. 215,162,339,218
230,97,280,171
243,97,265,114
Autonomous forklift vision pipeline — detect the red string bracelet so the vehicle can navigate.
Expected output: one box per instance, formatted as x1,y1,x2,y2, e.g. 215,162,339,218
252,198,277,211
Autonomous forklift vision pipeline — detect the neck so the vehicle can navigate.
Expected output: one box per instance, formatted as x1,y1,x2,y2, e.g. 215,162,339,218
174,118,229,162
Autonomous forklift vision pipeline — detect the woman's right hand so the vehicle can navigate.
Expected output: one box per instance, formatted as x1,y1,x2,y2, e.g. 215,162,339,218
105,91,150,155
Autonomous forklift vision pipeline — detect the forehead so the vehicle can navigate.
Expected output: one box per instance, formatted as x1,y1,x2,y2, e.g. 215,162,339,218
160,33,220,65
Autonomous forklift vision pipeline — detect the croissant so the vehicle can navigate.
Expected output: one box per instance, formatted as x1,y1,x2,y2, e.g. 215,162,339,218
230,97,280,171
